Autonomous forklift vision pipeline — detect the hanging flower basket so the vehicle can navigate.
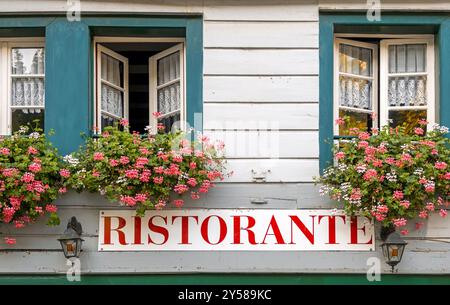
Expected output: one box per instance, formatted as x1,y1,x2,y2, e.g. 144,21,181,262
65,119,229,216
315,119,450,235
0,126,65,244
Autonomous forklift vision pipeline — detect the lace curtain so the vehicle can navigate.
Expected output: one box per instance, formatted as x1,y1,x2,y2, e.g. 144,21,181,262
388,44,427,107
338,44,373,110
101,53,124,118
157,51,181,117
11,48,45,113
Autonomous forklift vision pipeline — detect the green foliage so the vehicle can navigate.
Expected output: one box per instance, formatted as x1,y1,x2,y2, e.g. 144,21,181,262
0,125,64,228
65,122,228,215
316,123,450,230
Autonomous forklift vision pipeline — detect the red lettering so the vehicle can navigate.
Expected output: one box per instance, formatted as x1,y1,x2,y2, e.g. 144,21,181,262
132,216,143,245
102,216,128,245
318,215,346,244
289,215,315,244
172,216,199,244
201,215,227,245
148,216,169,245
350,216,373,244
261,216,285,244
232,215,257,245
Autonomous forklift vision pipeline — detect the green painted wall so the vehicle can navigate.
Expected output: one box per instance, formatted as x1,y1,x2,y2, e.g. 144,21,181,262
45,19,91,156
0,274,448,285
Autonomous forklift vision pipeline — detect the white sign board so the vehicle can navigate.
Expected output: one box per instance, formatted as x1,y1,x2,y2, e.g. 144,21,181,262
98,209,375,251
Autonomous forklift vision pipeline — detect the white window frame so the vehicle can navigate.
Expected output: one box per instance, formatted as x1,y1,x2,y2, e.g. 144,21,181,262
92,37,186,133
333,34,436,135
333,38,378,136
380,37,435,129
96,44,129,130
148,43,185,133
0,38,45,135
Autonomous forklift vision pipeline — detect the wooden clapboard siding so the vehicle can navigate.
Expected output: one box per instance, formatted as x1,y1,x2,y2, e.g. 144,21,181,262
204,49,319,75
319,0,450,11
204,76,319,102
204,21,318,48
202,0,319,183
0,237,449,273
204,103,319,130
204,130,319,158
203,0,319,21
223,159,319,182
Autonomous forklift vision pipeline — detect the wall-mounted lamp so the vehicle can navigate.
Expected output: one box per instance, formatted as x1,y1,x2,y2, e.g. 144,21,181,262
380,226,407,273
58,216,84,259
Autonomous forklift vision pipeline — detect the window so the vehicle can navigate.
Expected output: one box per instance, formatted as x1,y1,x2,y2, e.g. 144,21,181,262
0,39,45,135
94,38,185,133
333,36,435,136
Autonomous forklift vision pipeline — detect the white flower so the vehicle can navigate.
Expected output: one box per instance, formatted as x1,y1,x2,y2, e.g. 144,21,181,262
386,171,397,183
144,125,152,132
413,167,424,175
29,132,40,139
19,126,29,134
63,154,80,166
356,164,367,173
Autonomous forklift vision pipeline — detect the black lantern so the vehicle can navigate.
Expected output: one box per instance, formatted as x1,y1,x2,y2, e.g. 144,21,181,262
381,231,407,272
58,217,84,259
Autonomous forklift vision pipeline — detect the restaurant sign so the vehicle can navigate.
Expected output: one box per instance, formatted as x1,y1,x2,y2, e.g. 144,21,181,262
98,209,375,251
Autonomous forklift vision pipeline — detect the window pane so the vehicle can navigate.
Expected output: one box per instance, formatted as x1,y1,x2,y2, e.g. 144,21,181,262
101,113,120,129
339,44,372,76
158,112,181,133
11,48,44,75
101,84,124,118
101,53,123,87
388,76,426,106
11,108,44,132
157,51,180,86
339,76,372,110
389,44,426,73
11,77,45,107
157,82,180,114
389,110,427,133
338,109,372,136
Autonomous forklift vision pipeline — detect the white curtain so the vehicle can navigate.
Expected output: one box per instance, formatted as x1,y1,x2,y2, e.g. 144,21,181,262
157,51,181,115
101,84,123,117
388,44,427,106
338,44,373,110
11,48,45,114
101,53,123,117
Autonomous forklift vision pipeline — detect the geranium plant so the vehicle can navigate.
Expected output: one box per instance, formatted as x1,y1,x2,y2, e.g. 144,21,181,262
0,125,65,244
316,119,450,235
66,117,228,215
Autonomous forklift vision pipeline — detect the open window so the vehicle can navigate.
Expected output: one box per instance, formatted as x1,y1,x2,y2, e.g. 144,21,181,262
0,39,45,135
97,45,128,129
94,38,185,134
149,43,185,133
334,36,435,136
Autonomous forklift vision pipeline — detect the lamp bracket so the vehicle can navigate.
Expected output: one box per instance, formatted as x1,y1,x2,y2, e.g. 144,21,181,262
68,216,83,236
380,224,395,241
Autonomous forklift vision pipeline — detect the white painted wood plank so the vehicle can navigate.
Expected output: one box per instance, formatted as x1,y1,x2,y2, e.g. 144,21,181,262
223,159,319,182
204,103,318,130
1,239,448,274
205,130,318,158
319,0,450,11
204,0,319,21
204,49,318,75
0,0,204,13
204,21,318,48
204,76,318,102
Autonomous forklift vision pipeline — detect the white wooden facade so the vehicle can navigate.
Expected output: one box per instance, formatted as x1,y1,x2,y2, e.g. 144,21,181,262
0,0,449,275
